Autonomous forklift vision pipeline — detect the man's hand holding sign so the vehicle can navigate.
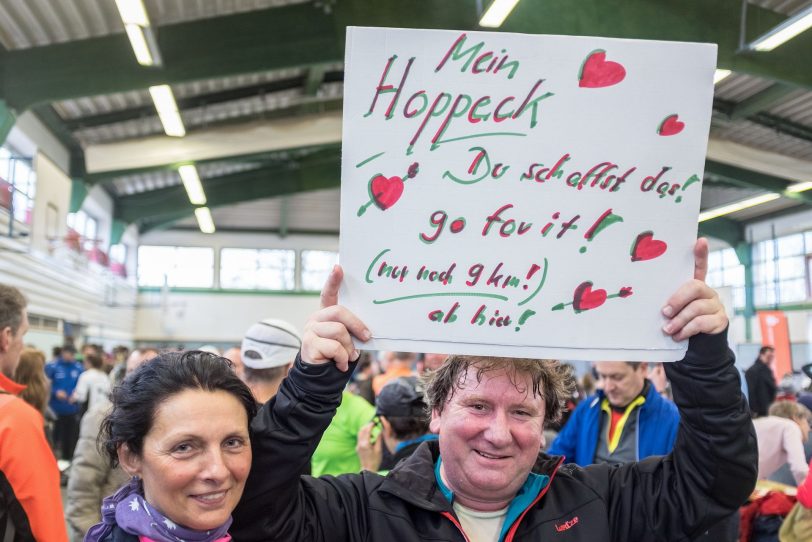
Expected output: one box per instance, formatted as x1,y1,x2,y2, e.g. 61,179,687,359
231,28,756,542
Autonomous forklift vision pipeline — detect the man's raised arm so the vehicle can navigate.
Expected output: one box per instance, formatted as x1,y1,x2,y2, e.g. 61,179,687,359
606,238,757,541
231,266,372,541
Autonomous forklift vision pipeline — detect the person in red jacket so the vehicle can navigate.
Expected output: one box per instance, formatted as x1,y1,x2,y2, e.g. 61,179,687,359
0,284,68,541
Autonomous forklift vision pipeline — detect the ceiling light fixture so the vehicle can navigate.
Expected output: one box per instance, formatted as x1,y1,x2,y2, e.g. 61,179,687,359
115,0,162,66
785,181,812,193
195,207,216,234
713,69,732,84
479,0,521,28
750,5,812,51
149,85,186,137
178,165,206,205
115,0,149,26
698,193,781,222
123,24,153,66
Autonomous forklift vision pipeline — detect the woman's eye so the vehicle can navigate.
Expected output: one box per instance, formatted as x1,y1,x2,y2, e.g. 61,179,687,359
224,438,245,449
173,443,193,454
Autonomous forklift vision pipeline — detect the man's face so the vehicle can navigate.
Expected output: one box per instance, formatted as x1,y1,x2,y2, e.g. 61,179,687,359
1,311,29,377
594,362,647,408
421,353,447,373
761,349,775,365
429,365,545,510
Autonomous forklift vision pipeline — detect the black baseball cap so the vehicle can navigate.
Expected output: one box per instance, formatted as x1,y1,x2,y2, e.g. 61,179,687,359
376,376,426,418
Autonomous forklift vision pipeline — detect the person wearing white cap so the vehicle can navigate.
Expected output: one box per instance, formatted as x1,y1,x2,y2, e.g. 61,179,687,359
240,319,302,404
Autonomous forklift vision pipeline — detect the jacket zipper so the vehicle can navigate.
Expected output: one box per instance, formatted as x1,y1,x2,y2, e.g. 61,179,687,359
440,511,471,542
504,456,565,542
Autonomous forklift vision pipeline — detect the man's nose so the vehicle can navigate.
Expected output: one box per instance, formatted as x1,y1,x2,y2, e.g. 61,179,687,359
483,411,512,446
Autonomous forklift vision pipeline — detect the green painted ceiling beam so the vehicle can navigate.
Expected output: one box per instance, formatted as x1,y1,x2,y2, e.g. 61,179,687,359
63,71,343,130
0,100,15,146
0,3,343,111
704,159,812,204
727,83,797,120
117,149,340,226
4,0,812,116
304,66,327,96
750,112,812,144
698,216,744,247
85,140,342,185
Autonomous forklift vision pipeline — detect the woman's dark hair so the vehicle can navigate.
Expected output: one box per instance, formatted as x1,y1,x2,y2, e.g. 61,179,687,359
100,350,258,467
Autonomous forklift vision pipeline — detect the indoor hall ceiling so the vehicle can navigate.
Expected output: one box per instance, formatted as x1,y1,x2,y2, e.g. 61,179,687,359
0,0,810,247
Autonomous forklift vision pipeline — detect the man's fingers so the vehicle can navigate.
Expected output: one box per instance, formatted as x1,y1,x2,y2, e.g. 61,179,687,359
662,279,710,318
662,298,719,336
357,422,374,445
311,305,371,343
320,265,344,309
672,313,727,342
301,335,351,369
308,321,356,361
694,237,709,282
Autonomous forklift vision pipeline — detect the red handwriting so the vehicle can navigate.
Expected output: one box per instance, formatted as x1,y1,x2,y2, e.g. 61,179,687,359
364,54,554,153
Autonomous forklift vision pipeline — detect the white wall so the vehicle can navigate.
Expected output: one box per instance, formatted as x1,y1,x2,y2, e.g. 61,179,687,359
134,230,337,344
0,124,137,351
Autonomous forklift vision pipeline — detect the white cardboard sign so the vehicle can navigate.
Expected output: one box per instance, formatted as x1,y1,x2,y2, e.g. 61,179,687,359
339,27,716,361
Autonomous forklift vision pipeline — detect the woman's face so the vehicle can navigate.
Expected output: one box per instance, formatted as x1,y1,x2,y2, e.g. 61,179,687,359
121,389,251,531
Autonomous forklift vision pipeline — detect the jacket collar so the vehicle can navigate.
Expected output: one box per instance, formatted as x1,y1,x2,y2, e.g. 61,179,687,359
378,440,564,512
0,372,26,395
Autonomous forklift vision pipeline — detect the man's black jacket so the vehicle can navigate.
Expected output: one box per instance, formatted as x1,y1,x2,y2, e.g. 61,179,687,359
231,330,757,541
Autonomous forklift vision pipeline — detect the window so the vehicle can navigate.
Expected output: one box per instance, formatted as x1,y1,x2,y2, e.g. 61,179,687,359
0,145,36,225
219,248,295,290
137,246,214,287
753,234,808,305
301,250,339,291
67,210,99,252
706,247,745,309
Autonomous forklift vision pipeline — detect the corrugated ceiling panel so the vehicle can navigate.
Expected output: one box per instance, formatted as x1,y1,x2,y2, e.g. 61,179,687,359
711,120,812,161
0,0,308,50
768,88,812,124
714,73,775,103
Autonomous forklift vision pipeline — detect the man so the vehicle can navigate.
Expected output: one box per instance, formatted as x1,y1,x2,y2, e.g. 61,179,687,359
372,351,417,395
548,361,679,466
232,241,758,542
240,318,302,403
746,346,777,417
0,284,68,541
418,352,448,374
45,342,84,459
223,345,244,380
357,376,437,472
66,348,158,540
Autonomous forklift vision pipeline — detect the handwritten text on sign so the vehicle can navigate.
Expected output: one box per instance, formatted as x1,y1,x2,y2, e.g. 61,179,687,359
339,27,716,361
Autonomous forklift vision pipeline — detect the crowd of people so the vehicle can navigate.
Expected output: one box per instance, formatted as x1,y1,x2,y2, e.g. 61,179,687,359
3,238,811,541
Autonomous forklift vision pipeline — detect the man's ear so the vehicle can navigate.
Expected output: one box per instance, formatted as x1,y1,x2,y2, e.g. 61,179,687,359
0,326,11,354
429,408,441,434
117,443,142,477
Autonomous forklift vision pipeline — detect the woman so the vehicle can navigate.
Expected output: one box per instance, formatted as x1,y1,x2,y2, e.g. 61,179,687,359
13,347,50,416
86,350,257,542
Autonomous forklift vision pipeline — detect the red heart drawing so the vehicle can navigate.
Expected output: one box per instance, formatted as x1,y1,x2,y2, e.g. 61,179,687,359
370,174,404,210
658,114,685,136
579,50,626,88
573,281,607,312
631,232,668,262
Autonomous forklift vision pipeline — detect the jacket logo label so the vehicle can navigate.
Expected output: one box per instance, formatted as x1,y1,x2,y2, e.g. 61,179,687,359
555,516,579,532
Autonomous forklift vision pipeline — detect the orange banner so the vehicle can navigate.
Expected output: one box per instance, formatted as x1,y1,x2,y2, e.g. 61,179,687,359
758,311,792,382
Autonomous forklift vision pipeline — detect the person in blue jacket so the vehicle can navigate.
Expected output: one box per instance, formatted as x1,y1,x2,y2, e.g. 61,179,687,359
45,343,84,460
548,361,679,466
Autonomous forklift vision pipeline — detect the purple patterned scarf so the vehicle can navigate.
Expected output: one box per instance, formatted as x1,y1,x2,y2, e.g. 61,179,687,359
85,477,232,542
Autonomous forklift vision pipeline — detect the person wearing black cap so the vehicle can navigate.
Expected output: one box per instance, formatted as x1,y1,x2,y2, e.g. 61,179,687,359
357,376,437,472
